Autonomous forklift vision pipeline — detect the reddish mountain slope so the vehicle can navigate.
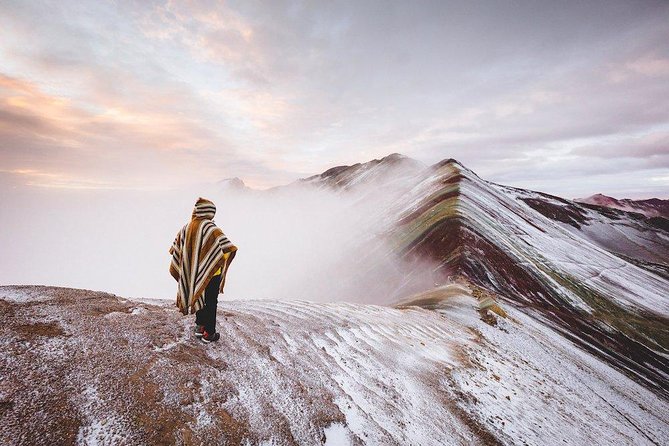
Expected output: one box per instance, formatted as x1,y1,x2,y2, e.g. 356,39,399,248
576,193,669,219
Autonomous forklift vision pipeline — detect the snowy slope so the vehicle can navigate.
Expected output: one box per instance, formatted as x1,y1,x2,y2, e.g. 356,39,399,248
296,153,425,191
389,160,668,315
266,154,669,398
1,285,667,446
383,160,669,398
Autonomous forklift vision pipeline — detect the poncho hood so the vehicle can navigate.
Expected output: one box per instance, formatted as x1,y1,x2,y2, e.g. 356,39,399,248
192,197,216,220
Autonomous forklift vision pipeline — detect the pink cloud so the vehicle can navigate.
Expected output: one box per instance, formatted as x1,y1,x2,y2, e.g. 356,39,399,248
0,72,239,189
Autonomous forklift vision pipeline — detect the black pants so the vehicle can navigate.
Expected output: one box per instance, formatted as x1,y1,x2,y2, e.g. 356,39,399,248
195,274,221,334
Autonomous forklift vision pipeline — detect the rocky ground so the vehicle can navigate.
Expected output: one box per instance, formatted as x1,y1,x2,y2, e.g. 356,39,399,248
1,284,667,445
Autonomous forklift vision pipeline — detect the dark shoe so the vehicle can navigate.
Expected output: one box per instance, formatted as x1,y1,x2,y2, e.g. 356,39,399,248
194,325,205,338
201,331,220,343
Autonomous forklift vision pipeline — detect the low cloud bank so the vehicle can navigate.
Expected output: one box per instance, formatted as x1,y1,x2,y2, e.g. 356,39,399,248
0,177,437,304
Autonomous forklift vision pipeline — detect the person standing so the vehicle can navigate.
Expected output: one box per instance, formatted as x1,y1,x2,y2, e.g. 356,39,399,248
169,197,237,343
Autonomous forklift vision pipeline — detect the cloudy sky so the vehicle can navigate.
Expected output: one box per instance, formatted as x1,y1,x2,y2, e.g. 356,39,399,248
1,0,668,197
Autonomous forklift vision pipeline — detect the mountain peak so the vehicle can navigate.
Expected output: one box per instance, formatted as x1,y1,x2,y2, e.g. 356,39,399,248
380,152,407,162
297,153,424,190
430,157,475,173
578,193,615,201
429,157,481,183
217,177,247,190
575,193,669,218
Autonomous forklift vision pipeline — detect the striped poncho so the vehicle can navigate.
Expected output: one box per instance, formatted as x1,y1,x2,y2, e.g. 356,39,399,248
169,198,237,315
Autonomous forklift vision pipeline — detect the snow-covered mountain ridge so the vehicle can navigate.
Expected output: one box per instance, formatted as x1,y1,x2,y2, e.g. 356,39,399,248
281,155,668,398
1,284,667,445
394,160,669,399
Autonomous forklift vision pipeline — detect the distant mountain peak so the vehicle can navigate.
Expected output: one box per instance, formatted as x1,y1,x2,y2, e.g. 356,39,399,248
578,193,615,201
217,177,248,191
575,194,669,218
380,152,407,162
297,153,425,190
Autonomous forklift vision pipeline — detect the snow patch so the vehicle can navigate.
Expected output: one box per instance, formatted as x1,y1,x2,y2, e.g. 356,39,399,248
323,423,351,446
